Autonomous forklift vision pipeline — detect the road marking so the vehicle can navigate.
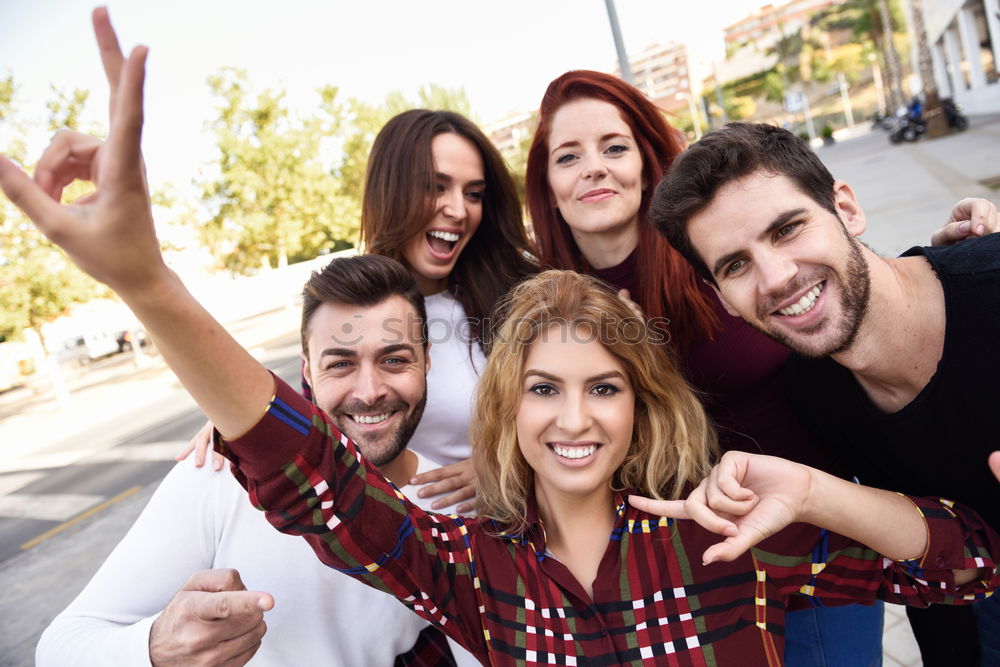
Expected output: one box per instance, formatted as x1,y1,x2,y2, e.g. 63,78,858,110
0,493,105,521
20,485,141,551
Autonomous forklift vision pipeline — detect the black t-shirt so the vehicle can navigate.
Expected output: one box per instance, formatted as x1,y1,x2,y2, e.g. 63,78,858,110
785,233,1000,529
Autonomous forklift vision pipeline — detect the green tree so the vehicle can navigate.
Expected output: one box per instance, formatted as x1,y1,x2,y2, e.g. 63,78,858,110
198,69,355,272
0,79,107,348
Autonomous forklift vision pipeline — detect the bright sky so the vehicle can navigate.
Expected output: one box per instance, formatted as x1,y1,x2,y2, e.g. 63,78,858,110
0,0,768,193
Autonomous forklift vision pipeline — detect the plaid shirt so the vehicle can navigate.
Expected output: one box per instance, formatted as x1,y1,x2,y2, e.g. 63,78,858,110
220,377,1000,666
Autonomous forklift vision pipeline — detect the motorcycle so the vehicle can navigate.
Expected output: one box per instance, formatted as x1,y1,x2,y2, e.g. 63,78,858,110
889,97,969,143
941,97,969,131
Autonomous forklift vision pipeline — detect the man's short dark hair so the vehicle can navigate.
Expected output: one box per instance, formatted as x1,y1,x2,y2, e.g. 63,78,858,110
650,122,838,284
301,254,427,357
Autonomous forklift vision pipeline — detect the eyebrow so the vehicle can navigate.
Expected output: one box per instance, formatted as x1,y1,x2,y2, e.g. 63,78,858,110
318,343,417,359
435,171,486,188
550,132,632,154
523,369,627,383
711,208,808,279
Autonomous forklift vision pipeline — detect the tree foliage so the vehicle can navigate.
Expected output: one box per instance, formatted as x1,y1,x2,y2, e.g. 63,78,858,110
195,71,473,273
0,79,106,347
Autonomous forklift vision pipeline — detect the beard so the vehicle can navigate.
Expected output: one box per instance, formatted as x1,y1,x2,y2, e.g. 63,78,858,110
753,228,871,358
334,393,428,467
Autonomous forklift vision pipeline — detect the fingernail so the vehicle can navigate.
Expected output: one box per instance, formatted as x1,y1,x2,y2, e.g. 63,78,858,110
409,478,419,485
959,221,971,233
977,224,986,235
215,460,223,471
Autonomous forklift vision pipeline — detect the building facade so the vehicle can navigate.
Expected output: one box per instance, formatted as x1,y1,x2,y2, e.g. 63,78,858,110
921,0,1000,113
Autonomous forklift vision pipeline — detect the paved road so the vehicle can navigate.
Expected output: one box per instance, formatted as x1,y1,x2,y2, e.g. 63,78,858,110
0,334,301,666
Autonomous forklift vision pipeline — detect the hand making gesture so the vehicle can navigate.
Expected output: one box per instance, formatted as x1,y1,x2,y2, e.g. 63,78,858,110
628,451,959,574
0,8,166,297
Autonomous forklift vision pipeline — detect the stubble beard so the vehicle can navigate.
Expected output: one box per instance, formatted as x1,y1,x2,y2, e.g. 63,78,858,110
336,393,428,467
753,231,871,358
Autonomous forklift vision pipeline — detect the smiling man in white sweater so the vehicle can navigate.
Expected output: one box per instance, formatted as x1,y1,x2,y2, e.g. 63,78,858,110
36,253,477,666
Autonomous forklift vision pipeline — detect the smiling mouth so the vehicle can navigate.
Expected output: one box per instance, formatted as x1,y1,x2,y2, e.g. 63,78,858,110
550,443,599,460
579,189,615,203
426,230,460,257
349,412,393,425
777,282,824,317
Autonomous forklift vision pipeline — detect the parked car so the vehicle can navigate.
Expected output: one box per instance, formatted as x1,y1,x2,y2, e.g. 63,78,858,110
57,331,120,366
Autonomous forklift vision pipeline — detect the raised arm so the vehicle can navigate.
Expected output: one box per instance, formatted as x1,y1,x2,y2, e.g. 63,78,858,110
0,8,270,437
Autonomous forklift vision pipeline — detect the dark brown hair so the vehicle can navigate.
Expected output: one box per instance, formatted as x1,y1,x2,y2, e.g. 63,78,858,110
524,70,717,353
360,109,537,347
301,254,427,356
650,122,837,284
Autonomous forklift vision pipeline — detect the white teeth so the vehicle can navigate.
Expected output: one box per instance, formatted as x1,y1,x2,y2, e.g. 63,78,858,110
552,444,598,460
778,284,824,316
428,230,460,242
352,413,391,425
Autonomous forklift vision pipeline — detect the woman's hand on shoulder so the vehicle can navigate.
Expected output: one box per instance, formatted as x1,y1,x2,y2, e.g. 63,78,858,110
175,419,227,470
930,197,998,246
410,457,477,514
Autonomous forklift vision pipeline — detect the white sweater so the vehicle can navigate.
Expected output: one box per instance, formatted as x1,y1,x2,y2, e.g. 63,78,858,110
408,291,486,466
36,454,478,666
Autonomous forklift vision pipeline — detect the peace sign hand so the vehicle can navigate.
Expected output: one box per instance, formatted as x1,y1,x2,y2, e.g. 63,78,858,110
0,7,167,297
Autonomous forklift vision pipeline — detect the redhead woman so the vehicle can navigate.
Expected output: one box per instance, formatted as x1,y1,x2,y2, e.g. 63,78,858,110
523,69,997,665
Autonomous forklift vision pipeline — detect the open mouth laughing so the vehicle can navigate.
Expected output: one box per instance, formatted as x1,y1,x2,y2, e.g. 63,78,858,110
426,229,461,259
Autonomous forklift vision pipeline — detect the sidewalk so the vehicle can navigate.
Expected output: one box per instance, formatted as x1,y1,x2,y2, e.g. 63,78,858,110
817,112,1000,257
0,306,300,472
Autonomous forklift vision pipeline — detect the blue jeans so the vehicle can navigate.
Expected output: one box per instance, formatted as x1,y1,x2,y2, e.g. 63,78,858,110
784,602,884,667
976,593,1000,667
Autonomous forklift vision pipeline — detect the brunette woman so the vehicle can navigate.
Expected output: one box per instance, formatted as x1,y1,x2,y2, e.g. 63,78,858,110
184,109,538,512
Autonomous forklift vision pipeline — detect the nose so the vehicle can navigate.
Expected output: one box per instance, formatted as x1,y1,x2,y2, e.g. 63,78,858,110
352,362,388,407
756,250,798,296
555,391,592,436
440,186,467,223
580,153,607,180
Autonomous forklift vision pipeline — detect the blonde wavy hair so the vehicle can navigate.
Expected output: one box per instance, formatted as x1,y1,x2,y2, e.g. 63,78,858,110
473,270,717,534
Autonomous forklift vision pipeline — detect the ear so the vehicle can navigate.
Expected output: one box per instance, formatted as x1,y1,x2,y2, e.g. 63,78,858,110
301,354,313,392
832,180,867,238
707,280,740,317
423,341,432,374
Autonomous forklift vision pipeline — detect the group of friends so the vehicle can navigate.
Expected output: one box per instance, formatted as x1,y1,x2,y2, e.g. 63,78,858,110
5,8,1000,666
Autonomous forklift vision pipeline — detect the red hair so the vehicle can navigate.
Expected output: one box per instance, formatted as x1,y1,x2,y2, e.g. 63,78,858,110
525,70,717,352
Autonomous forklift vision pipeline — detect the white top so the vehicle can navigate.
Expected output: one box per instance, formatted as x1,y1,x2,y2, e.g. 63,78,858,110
35,454,479,667
409,290,486,466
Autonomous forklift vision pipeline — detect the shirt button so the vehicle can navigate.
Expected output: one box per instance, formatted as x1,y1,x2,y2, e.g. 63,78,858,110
936,556,945,568
601,627,609,636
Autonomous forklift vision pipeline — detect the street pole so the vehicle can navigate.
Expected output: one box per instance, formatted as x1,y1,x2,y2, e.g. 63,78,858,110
604,0,633,84
908,0,949,138
870,55,887,115
678,93,703,139
877,0,906,111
